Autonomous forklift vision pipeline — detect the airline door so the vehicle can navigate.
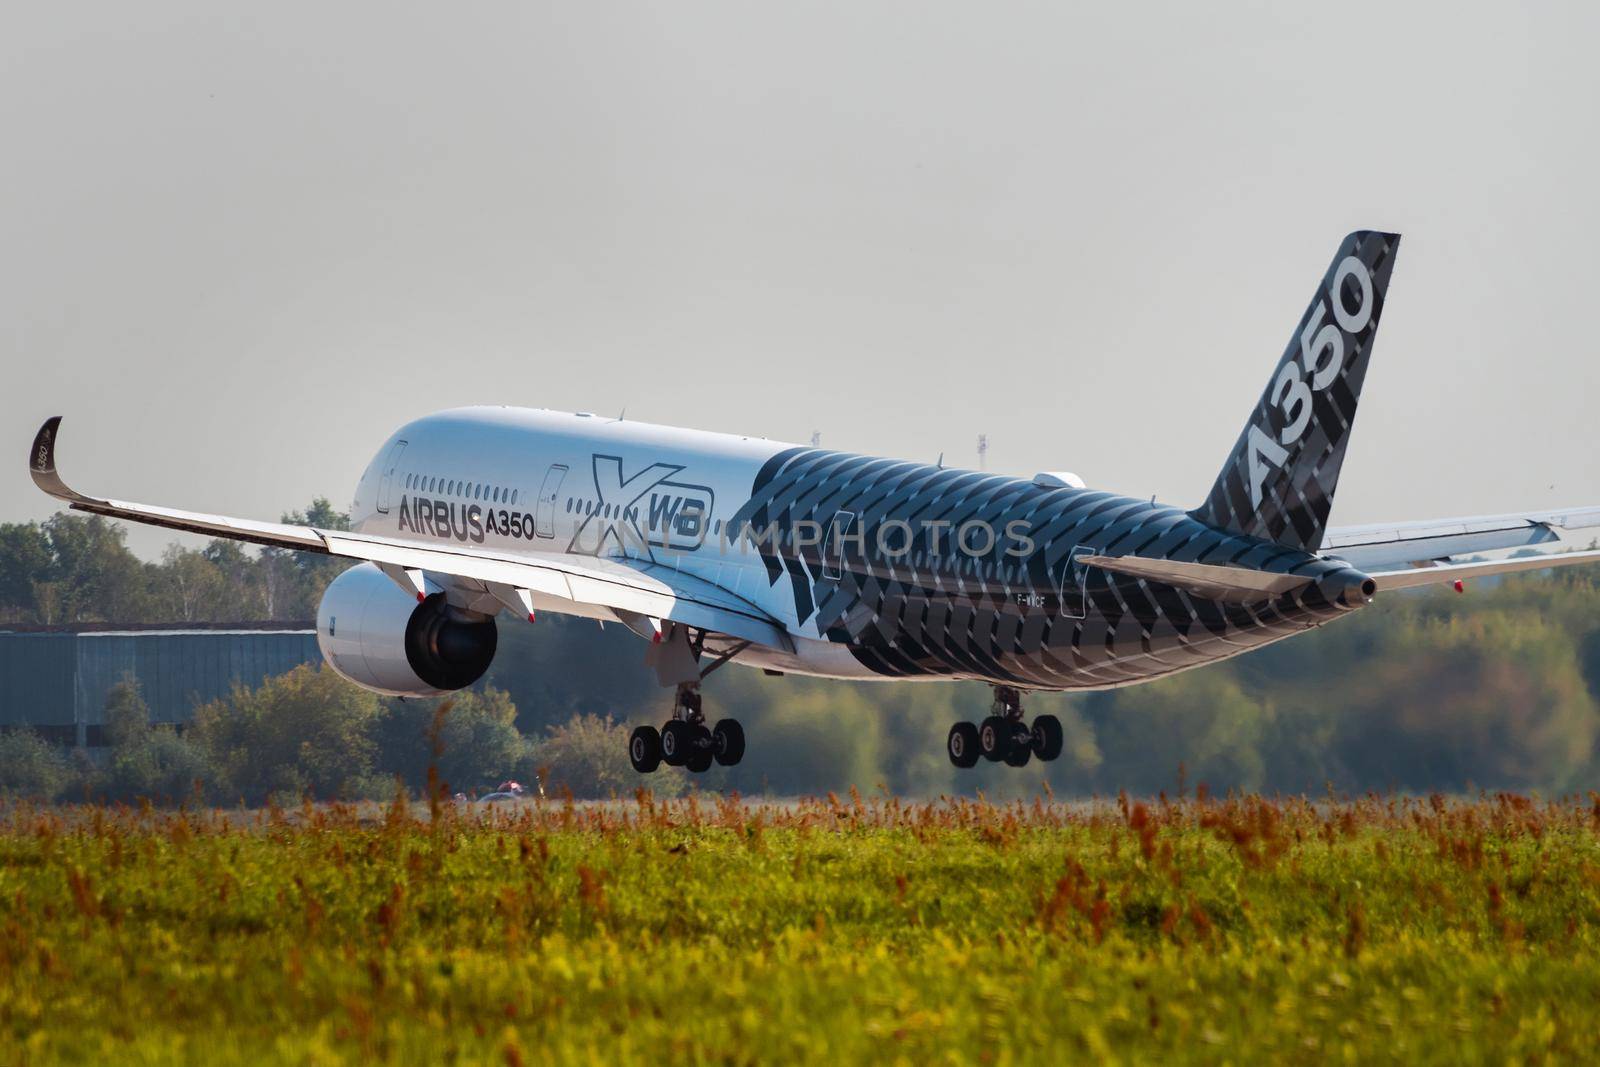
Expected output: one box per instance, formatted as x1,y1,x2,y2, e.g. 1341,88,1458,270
1058,545,1094,619
376,440,407,515
535,464,568,538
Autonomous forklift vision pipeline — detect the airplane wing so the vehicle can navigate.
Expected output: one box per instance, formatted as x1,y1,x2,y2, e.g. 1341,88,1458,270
1322,506,1600,570
30,418,328,551
28,416,791,652
1083,545,1600,601
1369,548,1600,591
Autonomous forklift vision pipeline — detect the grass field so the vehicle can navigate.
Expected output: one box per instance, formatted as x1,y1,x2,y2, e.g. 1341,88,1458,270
2,790,1599,1064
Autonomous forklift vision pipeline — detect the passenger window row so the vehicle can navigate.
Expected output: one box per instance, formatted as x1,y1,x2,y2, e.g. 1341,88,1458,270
555,493,728,537
565,497,636,521
404,473,519,506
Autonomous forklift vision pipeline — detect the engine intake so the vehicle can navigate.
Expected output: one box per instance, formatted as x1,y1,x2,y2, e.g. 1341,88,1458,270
316,562,497,696
404,593,498,690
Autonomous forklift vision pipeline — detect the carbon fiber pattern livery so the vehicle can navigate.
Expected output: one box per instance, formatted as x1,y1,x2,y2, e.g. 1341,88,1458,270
726,450,1375,689
1191,231,1401,552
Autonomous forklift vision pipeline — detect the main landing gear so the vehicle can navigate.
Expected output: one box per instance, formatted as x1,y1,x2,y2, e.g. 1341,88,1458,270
630,625,752,775
629,684,745,775
947,685,1063,769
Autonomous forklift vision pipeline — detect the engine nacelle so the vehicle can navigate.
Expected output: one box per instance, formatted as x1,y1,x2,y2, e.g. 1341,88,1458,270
316,562,498,696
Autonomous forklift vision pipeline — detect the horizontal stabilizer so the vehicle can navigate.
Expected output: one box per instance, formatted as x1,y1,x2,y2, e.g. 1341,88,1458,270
1370,549,1600,591
1079,554,1314,604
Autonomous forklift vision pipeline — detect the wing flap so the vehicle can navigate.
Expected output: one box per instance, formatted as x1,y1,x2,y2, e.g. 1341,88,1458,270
323,533,794,650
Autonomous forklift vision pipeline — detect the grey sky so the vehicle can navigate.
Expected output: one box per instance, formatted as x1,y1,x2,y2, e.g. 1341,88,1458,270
4,2,1597,559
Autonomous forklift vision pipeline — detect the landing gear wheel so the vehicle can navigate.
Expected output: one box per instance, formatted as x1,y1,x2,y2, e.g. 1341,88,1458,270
686,724,714,773
712,719,745,766
947,722,980,768
1031,714,1064,762
629,725,662,773
979,715,1012,762
1004,739,1032,767
661,720,693,767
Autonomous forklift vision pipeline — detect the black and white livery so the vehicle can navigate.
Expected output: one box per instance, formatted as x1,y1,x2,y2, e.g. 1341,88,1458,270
29,232,1600,772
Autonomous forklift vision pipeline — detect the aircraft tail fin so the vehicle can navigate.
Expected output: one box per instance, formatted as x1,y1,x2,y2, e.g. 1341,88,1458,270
1190,231,1401,552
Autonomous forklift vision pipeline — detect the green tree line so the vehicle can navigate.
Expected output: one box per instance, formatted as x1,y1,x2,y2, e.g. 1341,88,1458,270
0,503,351,624
0,665,681,805
3,511,1600,800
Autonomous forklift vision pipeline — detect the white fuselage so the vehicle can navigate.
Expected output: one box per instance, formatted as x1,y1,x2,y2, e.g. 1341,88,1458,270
348,406,873,679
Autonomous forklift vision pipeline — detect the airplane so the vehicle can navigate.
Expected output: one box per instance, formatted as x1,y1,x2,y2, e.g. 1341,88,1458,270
28,231,1600,774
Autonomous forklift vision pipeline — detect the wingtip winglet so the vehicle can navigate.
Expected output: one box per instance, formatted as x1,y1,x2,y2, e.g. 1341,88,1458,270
29,416,77,502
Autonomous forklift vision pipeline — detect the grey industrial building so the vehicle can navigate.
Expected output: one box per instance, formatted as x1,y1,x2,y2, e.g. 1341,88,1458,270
0,623,320,746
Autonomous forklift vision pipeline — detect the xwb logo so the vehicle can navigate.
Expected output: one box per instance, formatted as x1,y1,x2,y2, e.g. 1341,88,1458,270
647,487,714,550
570,455,714,557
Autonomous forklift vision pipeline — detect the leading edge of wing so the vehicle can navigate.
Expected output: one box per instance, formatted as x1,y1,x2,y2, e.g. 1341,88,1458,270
1369,548,1600,591
1323,505,1600,570
1326,505,1600,541
29,416,327,551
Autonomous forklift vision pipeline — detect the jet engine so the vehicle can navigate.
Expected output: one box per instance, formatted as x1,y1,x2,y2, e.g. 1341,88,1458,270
315,562,498,696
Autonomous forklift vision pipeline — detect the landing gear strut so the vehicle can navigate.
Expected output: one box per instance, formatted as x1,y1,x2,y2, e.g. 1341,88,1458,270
629,629,748,775
947,685,1063,769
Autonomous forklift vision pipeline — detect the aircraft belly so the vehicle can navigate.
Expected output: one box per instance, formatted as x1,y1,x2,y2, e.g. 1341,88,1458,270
747,603,1341,689
732,637,887,681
